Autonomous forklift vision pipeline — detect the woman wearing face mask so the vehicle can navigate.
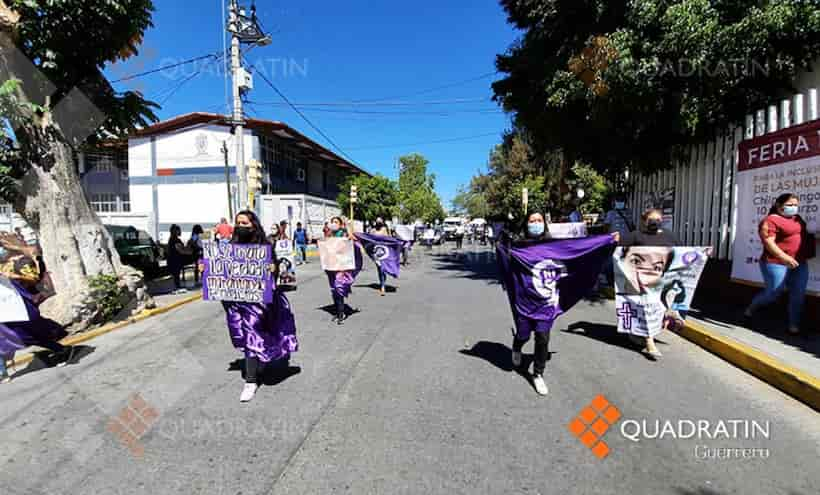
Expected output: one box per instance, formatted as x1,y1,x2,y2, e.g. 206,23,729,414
371,217,390,296
619,209,678,359
744,193,814,335
205,211,299,402
325,216,359,323
504,212,553,395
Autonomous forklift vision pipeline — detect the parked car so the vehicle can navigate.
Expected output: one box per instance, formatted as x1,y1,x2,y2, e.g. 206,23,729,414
442,217,466,240
106,225,162,277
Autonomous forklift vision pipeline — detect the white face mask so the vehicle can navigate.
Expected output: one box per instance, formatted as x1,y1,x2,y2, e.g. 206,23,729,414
615,202,626,210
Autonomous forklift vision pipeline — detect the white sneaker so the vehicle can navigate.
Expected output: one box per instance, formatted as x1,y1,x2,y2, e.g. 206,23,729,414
0,371,10,384
239,383,258,402
532,374,549,396
511,350,522,367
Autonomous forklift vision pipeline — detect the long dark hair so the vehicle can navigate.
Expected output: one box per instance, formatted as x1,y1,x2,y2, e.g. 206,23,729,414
169,224,181,241
231,210,269,244
769,193,798,215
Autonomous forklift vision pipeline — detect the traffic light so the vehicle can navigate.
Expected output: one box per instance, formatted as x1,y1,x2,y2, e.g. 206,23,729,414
349,184,358,220
247,159,263,193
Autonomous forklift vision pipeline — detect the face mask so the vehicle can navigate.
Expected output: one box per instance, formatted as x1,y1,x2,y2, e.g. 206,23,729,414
527,222,545,237
271,229,279,236
330,224,340,232
235,226,254,243
191,234,199,241
782,206,799,217
646,221,661,233
615,202,625,210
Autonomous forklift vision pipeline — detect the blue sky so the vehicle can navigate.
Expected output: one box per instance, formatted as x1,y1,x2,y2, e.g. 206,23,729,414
105,1,518,208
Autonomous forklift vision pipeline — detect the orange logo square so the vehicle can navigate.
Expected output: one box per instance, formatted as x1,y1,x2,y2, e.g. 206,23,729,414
568,395,621,459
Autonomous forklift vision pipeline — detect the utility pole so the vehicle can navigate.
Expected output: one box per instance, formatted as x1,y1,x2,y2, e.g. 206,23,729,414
222,141,234,220
226,0,270,211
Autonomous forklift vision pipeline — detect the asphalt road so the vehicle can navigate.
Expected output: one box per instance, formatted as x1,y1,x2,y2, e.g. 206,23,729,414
1,243,818,495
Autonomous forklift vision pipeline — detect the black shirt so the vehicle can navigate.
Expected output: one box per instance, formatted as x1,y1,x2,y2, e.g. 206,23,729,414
620,229,678,247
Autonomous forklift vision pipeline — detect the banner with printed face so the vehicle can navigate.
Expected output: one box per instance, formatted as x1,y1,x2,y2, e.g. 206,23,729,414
0,276,30,323
615,246,710,337
202,242,274,304
497,236,615,325
547,223,588,239
274,239,296,280
732,119,820,294
394,225,415,242
319,238,357,271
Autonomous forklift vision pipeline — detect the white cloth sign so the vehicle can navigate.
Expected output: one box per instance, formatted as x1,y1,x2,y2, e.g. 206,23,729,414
0,277,30,323
394,225,415,241
318,238,356,271
615,246,709,337
731,121,820,294
547,223,587,239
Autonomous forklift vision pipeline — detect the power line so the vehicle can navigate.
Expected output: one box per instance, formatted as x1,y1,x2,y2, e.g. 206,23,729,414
244,97,492,107
245,102,502,116
244,57,361,167
350,71,499,104
157,54,224,105
110,52,222,83
346,132,500,151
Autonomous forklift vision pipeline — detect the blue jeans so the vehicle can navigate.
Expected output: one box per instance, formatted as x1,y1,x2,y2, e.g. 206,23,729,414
377,267,387,290
296,243,306,263
749,261,809,328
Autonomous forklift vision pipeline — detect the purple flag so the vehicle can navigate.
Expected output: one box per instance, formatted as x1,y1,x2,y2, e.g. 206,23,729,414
222,289,298,363
327,244,365,298
0,277,67,358
496,235,615,322
355,233,403,278
202,242,274,304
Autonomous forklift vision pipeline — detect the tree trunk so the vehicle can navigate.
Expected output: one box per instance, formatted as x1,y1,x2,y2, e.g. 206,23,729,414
15,123,125,325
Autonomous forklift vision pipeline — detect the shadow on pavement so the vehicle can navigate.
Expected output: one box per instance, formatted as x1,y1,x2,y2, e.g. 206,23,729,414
430,251,501,285
459,339,555,383
316,304,362,318
9,345,95,380
228,358,301,387
354,283,398,293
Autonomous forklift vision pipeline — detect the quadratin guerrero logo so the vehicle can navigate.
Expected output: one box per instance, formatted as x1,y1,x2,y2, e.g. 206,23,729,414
568,395,622,459
569,395,772,460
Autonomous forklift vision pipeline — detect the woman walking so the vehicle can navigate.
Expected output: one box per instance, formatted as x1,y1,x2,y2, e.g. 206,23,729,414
618,208,678,359
325,216,360,324
167,224,192,294
207,211,299,402
744,193,814,335
371,217,390,296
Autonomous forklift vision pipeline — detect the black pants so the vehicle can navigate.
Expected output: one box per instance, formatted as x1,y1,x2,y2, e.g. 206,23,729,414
245,354,260,384
513,331,550,376
455,236,463,249
333,293,345,317
170,265,182,289
37,340,67,354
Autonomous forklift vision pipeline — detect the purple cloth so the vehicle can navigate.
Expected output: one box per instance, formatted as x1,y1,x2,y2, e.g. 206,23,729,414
355,233,403,278
514,315,553,340
222,289,298,363
497,235,615,323
0,279,67,358
326,245,364,298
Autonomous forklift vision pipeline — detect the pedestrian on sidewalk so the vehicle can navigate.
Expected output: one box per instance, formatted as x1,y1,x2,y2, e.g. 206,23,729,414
619,208,678,360
187,225,204,286
371,217,390,296
166,225,192,294
324,216,360,324
744,193,815,335
201,210,298,402
454,224,465,250
294,222,308,265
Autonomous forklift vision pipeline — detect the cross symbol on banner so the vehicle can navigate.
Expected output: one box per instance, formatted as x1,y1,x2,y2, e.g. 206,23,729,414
617,302,638,330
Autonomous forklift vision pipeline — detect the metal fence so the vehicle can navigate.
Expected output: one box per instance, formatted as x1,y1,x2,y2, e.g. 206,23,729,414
628,87,819,260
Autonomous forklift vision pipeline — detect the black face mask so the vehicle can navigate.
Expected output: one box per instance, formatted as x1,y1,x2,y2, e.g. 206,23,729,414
645,221,661,234
235,226,255,243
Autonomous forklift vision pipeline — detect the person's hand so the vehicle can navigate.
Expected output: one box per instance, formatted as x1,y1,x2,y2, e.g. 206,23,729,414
0,232,35,257
782,255,799,269
197,262,205,273
611,231,620,243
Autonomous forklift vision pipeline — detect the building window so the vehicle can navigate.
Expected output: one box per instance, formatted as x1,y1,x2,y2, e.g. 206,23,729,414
0,203,10,218
90,193,130,213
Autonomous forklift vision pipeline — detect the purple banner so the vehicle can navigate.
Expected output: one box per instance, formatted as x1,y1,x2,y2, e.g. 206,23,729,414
497,235,615,323
202,241,274,304
356,232,403,278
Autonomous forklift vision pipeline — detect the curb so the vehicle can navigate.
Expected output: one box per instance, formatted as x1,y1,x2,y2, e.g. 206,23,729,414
679,319,820,412
11,293,202,368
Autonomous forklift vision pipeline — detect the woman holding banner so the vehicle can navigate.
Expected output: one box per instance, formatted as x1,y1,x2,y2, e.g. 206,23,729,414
744,193,814,335
203,210,298,402
371,217,390,296
325,216,361,324
618,209,678,359
499,212,617,396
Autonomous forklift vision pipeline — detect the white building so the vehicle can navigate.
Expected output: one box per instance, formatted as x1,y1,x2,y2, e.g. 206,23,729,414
60,112,366,243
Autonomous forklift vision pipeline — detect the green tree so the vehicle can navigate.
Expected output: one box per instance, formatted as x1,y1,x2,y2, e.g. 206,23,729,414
492,0,820,177
567,163,610,214
337,174,399,222
0,0,158,324
397,153,445,223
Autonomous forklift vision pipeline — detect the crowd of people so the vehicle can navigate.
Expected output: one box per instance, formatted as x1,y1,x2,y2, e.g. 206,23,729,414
1,192,814,402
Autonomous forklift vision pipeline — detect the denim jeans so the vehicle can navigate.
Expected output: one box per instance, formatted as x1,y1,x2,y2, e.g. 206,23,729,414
296,244,306,263
749,260,809,328
377,266,387,290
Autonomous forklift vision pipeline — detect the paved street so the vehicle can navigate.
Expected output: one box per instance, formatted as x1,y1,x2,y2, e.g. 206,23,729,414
1,244,818,495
